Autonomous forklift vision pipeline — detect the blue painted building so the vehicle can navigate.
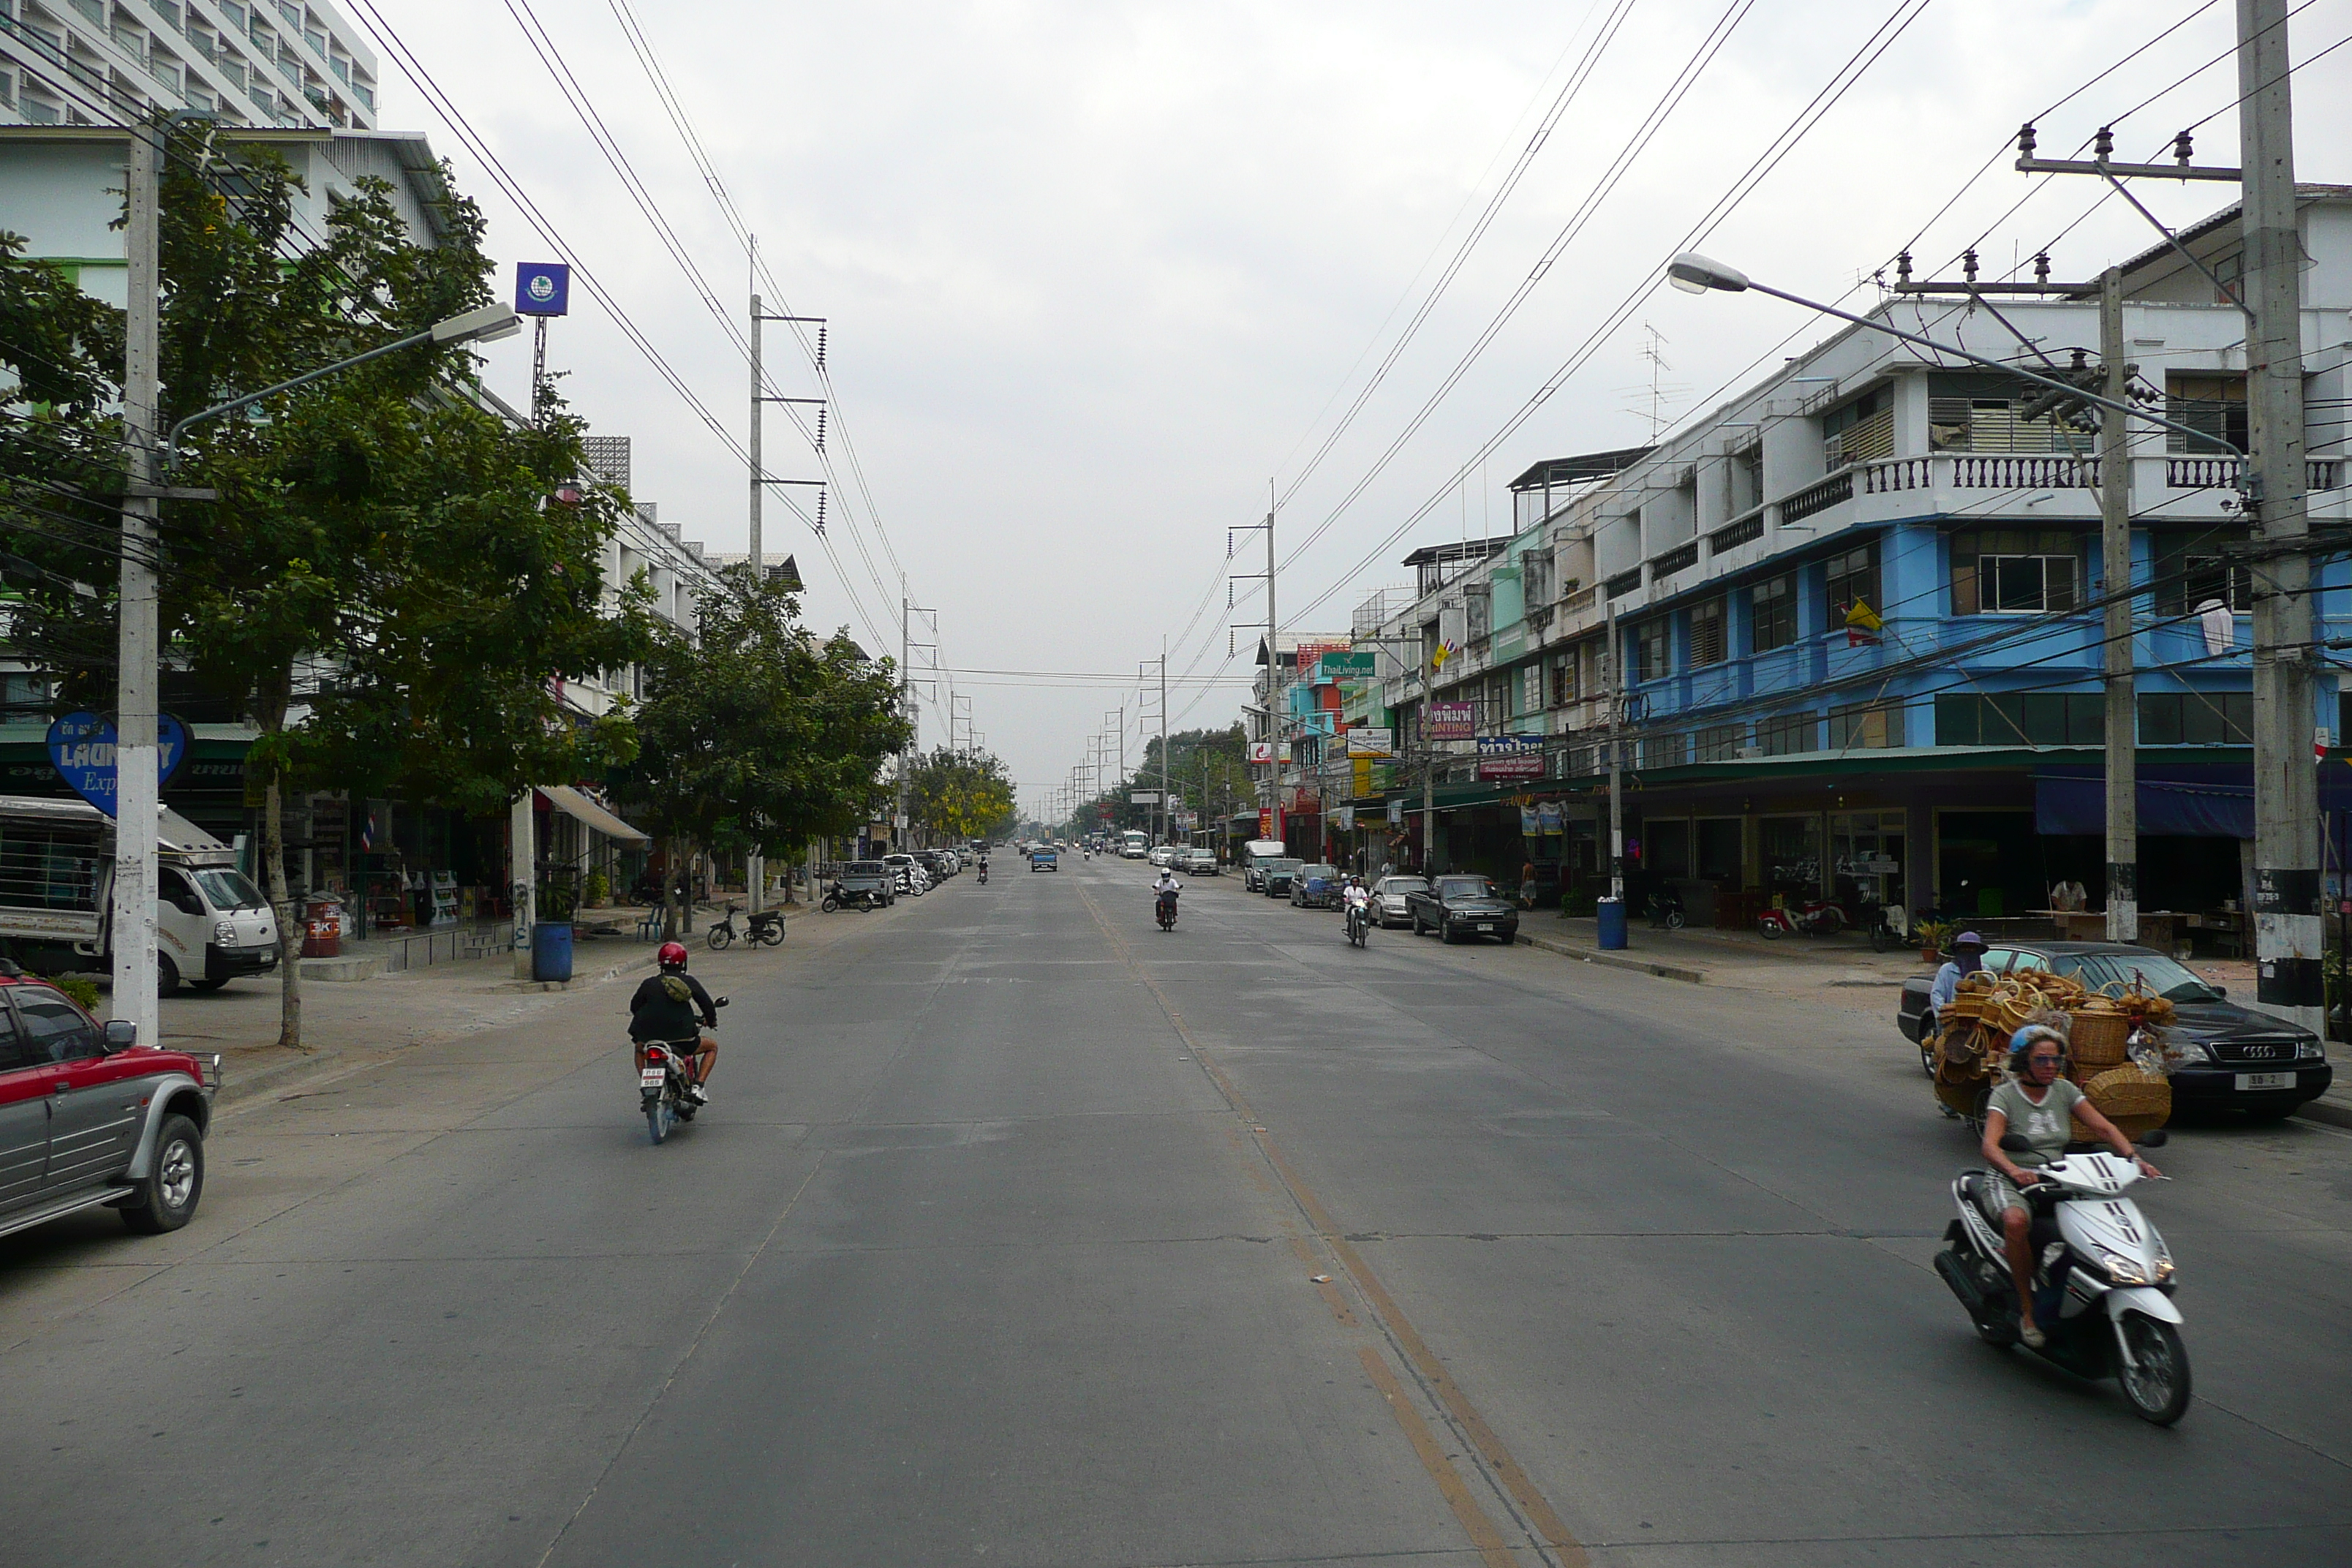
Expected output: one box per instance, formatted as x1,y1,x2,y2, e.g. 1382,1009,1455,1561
1355,187,2352,935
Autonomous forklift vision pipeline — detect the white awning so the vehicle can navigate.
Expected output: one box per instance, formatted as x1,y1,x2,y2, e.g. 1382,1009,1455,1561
535,785,651,845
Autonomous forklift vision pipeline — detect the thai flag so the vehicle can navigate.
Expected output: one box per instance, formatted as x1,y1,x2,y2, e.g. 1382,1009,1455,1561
359,811,377,852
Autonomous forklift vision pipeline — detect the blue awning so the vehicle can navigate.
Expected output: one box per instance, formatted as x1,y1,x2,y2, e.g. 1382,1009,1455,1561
2033,774,2253,838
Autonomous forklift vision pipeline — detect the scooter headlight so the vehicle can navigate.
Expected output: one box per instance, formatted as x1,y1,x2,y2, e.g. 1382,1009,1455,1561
2092,1245,2150,1286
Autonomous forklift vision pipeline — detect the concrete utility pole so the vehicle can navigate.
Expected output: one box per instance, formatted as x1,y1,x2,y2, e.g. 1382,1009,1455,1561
1158,648,1170,847
900,594,912,850
116,124,162,1046
2240,0,2321,1030
1605,601,1624,905
1266,488,1278,839
747,293,763,913
2100,267,2139,943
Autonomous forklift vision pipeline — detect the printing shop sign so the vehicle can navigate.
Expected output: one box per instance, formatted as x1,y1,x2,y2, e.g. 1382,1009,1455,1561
1475,735,1545,782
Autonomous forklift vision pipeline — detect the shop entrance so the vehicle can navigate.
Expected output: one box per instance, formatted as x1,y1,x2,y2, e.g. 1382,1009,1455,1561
1937,810,2036,918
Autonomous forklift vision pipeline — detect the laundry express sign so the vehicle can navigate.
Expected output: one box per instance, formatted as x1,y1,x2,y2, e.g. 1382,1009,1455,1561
46,711,191,815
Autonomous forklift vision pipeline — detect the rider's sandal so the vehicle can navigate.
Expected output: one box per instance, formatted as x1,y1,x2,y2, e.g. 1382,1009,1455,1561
2019,1321,2046,1349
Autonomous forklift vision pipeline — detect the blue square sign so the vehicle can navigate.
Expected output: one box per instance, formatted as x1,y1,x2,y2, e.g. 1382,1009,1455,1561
515,261,570,317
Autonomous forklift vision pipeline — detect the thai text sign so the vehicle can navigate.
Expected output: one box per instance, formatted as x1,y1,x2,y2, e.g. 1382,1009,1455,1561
1347,728,1394,758
1425,701,1476,740
1476,736,1545,782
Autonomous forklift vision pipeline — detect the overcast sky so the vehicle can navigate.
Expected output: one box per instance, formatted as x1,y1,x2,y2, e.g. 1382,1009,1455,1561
380,0,2350,802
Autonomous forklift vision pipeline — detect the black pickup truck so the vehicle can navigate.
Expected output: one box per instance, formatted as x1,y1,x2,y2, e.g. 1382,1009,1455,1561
1899,940,2329,1120
1403,875,1520,945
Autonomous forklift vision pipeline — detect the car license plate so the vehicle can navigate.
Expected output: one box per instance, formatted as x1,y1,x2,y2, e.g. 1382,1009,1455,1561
640,1067,666,1088
1477,923,1494,932
2236,1071,2293,1090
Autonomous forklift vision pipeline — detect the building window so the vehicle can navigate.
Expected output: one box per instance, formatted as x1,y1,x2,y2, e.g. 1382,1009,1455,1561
1640,732,1688,769
1927,373,2064,454
1733,445,1764,513
1521,663,1542,717
1934,692,2102,746
2152,529,2252,615
1823,542,1880,626
2137,690,2253,745
1952,529,2081,614
1688,597,1727,667
1548,654,1577,708
1694,723,1744,761
1635,618,1671,682
1757,712,1818,755
1823,385,1894,468
1750,573,1798,652
2166,372,2247,454
1828,700,1905,750
1465,587,1490,641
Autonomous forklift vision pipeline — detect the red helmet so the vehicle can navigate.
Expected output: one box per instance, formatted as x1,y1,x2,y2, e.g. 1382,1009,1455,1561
657,941,689,969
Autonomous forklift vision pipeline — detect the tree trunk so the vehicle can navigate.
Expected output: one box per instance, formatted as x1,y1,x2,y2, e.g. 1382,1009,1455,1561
663,835,682,941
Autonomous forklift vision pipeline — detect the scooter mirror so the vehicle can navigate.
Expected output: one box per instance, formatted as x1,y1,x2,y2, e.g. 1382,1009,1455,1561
2136,1128,2168,1149
1997,1133,2031,1153
715,996,731,1008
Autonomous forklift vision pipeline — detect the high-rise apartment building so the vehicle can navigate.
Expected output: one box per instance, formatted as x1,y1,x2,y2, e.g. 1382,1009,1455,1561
0,0,379,132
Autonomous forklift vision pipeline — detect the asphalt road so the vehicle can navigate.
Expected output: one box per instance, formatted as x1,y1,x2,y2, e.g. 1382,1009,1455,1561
3,855,2348,1566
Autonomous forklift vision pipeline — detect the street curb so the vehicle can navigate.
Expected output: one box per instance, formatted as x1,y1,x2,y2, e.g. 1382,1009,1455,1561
2294,1096,2352,1131
1515,931,1708,984
214,1046,347,1107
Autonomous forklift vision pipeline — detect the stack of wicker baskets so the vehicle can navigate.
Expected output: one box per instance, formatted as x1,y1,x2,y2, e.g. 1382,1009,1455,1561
1926,969,2175,1137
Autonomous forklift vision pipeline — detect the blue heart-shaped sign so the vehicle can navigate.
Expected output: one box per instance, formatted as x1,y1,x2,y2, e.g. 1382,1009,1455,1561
45,711,189,816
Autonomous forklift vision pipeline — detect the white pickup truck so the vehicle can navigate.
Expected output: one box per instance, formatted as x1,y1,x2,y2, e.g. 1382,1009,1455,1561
0,795,279,995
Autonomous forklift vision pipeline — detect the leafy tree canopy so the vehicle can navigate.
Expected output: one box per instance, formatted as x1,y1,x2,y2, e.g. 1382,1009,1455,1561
905,746,1017,844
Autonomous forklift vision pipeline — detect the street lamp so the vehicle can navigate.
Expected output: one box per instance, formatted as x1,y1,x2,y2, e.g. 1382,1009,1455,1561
165,304,522,467
1664,253,2218,450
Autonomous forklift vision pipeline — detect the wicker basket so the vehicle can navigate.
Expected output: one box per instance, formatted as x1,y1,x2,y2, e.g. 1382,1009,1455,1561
1935,1075,1991,1120
2084,1065,2171,1139
2069,1009,2132,1068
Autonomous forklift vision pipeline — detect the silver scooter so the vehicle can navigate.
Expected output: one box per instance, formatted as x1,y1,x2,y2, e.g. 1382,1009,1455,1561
1934,1129,2190,1424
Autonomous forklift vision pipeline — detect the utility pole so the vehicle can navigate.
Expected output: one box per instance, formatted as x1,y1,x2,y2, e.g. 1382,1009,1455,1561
900,594,912,851
2240,0,2321,1030
1605,602,1624,905
747,293,763,913
1159,647,1171,848
2099,266,2139,943
115,124,162,1047
1267,484,1278,842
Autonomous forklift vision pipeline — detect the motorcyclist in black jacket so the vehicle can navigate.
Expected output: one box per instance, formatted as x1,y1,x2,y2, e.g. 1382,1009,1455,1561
630,941,720,1101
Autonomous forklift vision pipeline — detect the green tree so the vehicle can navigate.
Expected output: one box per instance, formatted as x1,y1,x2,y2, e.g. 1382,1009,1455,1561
1,125,653,1047
621,567,910,935
904,746,1017,845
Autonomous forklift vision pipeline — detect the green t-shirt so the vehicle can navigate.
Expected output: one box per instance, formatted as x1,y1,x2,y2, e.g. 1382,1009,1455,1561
1988,1077,2084,1167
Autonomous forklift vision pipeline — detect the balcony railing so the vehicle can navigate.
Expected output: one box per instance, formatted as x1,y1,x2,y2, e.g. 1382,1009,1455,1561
2166,456,2340,491
1949,454,2096,489
1651,541,1699,578
1781,470,1852,524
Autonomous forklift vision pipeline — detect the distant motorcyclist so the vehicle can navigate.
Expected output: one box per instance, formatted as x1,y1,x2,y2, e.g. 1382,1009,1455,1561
629,941,719,1101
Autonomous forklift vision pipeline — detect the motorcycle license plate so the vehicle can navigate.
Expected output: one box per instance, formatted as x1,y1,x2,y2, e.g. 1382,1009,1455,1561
2236,1071,2293,1090
639,1067,667,1088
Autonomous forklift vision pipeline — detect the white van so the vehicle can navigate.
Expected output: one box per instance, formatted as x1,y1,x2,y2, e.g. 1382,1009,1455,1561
0,795,279,994
1238,839,1287,892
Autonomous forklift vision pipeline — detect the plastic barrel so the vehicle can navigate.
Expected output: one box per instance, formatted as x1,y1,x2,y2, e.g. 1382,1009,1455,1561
531,921,574,983
1595,897,1629,951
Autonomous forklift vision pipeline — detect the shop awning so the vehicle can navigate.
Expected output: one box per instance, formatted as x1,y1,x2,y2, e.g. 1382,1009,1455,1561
2033,774,2253,838
536,785,651,844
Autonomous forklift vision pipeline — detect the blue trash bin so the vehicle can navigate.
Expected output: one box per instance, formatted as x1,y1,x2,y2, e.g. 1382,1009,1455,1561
531,921,574,983
1595,897,1628,951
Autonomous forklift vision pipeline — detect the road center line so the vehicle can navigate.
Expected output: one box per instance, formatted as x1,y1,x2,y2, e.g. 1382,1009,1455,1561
1075,878,1588,1567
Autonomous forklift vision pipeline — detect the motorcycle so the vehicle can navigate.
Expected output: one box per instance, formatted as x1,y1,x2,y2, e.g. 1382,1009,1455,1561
1934,1130,2189,1425
1344,900,1370,947
706,902,785,950
1757,897,1846,939
1155,887,1180,931
1646,888,1687,930
977,861,989,884
1866,901,1910,953
637,996,727,1145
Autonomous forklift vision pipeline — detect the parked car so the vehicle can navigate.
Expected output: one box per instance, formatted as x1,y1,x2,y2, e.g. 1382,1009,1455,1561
1404,875,1520,944
1260,858,1304,898
1,965,217,1243
1180,847,1218,875
1239,839,1287,890
1371,875,1429,929
1148,845,1177,868
1896,941,2332,1120
1030,845,1059,872
1289,864,1344,908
